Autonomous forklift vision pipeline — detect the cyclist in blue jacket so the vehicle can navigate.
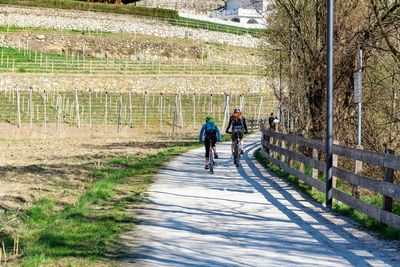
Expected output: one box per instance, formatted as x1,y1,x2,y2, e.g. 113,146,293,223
199,116,221,169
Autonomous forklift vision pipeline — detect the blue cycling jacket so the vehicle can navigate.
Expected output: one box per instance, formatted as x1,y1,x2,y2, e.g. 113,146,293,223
199,121,221,142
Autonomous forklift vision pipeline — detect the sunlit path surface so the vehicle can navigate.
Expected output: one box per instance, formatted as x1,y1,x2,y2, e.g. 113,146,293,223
120,133,398,267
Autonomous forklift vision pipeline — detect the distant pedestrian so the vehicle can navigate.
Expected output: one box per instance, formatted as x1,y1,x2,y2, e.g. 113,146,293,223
273,117,279,131
268,113,276,131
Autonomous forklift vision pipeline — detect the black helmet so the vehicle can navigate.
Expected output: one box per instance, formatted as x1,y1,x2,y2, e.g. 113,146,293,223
234,108,241,113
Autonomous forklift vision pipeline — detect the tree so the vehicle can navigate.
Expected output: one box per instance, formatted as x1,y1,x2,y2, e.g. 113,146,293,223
266,0,400,153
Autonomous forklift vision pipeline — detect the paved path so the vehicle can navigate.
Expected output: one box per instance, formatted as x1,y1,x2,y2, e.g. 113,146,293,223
120,133,399,266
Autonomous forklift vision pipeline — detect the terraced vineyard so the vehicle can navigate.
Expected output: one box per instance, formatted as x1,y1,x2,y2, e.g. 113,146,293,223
0,47,265,75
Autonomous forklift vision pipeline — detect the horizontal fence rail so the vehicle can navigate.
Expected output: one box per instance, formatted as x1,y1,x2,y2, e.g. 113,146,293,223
261,129,400,229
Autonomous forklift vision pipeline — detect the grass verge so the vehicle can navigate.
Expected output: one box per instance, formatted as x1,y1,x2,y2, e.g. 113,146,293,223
1,141,200,266
254,148,400,240
0,0,264,37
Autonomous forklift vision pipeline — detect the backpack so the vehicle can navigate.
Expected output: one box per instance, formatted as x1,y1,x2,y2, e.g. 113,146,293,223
205,122,217,135
232,116,243,127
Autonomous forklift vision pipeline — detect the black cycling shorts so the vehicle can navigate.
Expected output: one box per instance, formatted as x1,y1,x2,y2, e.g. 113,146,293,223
205,135,217,158
231,130,244,141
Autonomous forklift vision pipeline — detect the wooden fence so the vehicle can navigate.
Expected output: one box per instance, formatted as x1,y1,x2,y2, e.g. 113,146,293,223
261,129,400,229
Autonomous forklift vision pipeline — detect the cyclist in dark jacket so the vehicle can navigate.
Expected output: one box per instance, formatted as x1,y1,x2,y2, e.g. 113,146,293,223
225,108,248,155
199,116,221,169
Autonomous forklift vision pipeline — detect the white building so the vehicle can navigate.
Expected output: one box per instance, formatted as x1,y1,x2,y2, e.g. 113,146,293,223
210,0,271,28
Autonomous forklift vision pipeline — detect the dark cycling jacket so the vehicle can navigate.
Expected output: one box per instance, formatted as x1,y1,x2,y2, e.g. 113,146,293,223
226,115,248,132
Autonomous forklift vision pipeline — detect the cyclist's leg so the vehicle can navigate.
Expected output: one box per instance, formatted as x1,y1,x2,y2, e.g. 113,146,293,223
204,137,210,168
211,138,218,159
230,132,235,154
239,131,244,153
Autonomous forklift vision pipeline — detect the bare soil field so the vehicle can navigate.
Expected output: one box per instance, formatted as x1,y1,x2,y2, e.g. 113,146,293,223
0,124,194,212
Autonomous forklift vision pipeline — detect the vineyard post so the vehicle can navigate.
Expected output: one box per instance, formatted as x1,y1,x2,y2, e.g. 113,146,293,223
178,92,183,129
129,90,133,128
210,93,213,115
29,87,33,129
222,93,230,130
192,93,196,129
89,89,92,130
172,93,178,135
75,89,81,128
16,88,21,128
144,91,148,131
104,92,108,126
257,96,264,122
56,93,62,137
118,93,122,133
44,90,47,134
159,93,163,132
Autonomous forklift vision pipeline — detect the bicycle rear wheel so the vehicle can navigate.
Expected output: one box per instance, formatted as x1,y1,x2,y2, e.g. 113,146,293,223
209,146,214,174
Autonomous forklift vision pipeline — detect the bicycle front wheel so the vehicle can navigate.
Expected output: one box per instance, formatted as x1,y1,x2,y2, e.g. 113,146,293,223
234,141,240,167
209,148,214,174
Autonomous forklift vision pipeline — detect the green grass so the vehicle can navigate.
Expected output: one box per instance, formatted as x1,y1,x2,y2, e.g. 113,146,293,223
8,142,200,266
0,0,264,37
255,149,400,240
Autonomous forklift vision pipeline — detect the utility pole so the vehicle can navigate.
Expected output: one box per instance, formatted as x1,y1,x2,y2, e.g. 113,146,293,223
325,0,335,209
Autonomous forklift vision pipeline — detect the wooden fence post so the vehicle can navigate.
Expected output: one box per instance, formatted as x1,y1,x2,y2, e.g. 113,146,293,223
383,148,395,212
287,142,293,167
299,145,305,173
281,139,286,163
312,148,318,179
332,140,339,188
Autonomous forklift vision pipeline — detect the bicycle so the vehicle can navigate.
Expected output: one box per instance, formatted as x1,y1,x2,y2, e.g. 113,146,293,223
208,138,215,174
233,131,241,167
227,131,241,167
